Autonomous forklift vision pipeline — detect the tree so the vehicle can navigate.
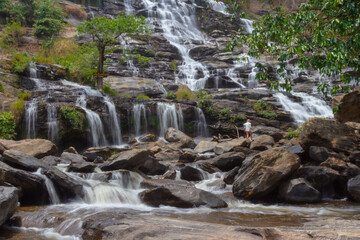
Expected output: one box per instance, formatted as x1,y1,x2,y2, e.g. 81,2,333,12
77,14,149,89
226,0,360,95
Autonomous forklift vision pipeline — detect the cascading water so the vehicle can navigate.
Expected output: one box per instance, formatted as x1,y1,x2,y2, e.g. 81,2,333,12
240,18,255,34
195,107,209,137
104,96,122,145
25,98,38,139
29,62,45,90
274,92,334,124
226,53,257,88
141,0,210,90
76,95,108,147
61,80,102,97
133,103,148,136
47,104,59,143
34,169,61,204
157,102,184,137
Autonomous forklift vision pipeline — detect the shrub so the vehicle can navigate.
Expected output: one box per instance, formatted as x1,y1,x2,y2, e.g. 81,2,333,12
0,112,17,139
169,60,177,72
287,127,302,139
135,54,151,66
230,115,247,124
257,111,277,120
0,22,25,47
59,106,85,130
145,50,155,57
63,5,87,20
136,95,150,100
18,91,31,100
103,84,119,97
196,90,211,100
253,101,269,112
10,99,25,119
176,90,195,100
164,91,176,100
0,82,4,92
7,52,32,74
253,100,277,120
218,107,232,121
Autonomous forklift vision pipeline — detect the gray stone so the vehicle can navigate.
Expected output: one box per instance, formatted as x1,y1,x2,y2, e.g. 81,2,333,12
309,146,329,162
250,135,275,151
278,178,321,203
180,166,204,181
0,186,18,226
3,150,47,171
347,175,360,202
194,141,218,153
101,149,152,171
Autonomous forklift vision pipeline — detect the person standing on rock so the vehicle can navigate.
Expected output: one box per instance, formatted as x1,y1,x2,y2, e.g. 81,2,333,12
243,119,253,141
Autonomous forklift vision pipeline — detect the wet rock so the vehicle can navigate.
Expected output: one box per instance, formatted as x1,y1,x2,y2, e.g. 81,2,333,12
138,134,157,142
0,186,18,226
162,169,177,180
347,175,360,202
2,150,48,171
180,166,204,181
194,141,218,153
0,139,57,158
332,86,360,123
164,128,196,148
250,135,275,151
224,166,240,185
140,179,194,189
61,152,88,163
40,156,61,166
43,167,84,201
0,162,46,205
278,178,321,203
101,149,151,171
299,118,357,154
233,148,300,200
139,158,167,175
197,152,246,172
198,162,222,174
0,169,4,185
309,146,329,162
68,162,96,173
285,145,305,161
179,151,197,163
83,146,124,161
154,150,181,161
63,146,78,154
139,184,228,208
189,45,217,60
93,156,104,164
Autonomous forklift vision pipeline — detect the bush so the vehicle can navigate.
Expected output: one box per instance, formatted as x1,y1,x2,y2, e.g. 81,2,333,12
0,22,25,47
136,95,150,100
0,82,4,92
169,60,177,72
287,127,302,139
59,106,85,130
0,112,17,139
253,101,269,112
63,5,87,20
7,52,32,74
257,111,277,120
230,115,247,124
18,91,31,100
164,91,176,100
196,90,211,100
103,84,119,97
10,99,25,120
218,108,232,121
135,54,151,66
253,100,277,120
176,90,195,100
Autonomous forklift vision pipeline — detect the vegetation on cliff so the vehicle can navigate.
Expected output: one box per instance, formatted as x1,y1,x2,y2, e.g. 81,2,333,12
0,111,16,139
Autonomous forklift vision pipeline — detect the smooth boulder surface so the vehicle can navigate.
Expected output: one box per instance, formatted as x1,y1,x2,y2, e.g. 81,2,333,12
0,162,47,205
139,184,228,208
180,166,204,181
332,86,360,123
293,166,340,191
197,152,246,172
164,128,195,148
250,135,275,151
299,118,357,153
0,139,57,158
224,166,240,185
2,150,48,171
139,158,167,175
309,146,329,162
233,148,301,200
0,186,18,226
101,149,151,171
61,152,88,163
140,179,194,189
278,178,321,203
347,175,360,202
214,138,250,155
194,141,218,153
68,162,96,173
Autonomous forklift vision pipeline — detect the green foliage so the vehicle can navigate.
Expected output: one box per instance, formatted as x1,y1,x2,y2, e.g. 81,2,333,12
33,0,64,39
196,90,211,100
176,90,195,100
0,82,4,93
287,127,302,139
333,103,342,114
0,0,36,25
253,101,269,112
184,122,195,132
7,52,31,74
218,107,232,121
136,95,150,100
135,54,151,66
230,115,247,124
10,99,25,119
229,0,360,95
253,100,277,120
145,50,155,57
164,91,176,100
0,22,25,47
0,112,17,140
17,91,31,100
169,60,177,72
257,111,277,120
198,100,217,120
103,84,119,97
60,106,85,131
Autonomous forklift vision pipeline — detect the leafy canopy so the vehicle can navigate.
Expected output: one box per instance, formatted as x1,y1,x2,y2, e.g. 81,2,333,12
226,0,360,95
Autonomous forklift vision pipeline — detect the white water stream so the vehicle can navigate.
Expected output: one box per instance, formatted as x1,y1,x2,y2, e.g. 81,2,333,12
104,96,122,145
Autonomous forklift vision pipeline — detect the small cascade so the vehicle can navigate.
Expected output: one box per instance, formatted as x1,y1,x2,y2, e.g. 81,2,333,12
133,103,148,136
34,169,61,204
124,0,135,15
207,0,229,15
47,104,59,143
28,62,45,90
248,67,258,88
121,39,140,77
76,95,108,147
195,107,209,137
240,18,255,34
157,102,184,137
274,92,334,124
61,80,102,97
25,98,38,139
226,53,256,88
104,96,122,145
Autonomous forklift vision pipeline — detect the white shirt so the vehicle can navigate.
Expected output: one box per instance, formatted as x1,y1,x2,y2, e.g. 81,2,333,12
244,122,251,131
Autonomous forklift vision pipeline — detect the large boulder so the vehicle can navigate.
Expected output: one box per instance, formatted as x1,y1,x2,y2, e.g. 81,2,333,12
139,184,227,208
138,158,168,175
299,118,357,154
2,150,48,171
332,86,360,123
224,166,240,185
347,175,360,202
61,152,96,173
277,178,321,203
0,169,4,185
164,128,196,149
197,152,246,172
140,179,194,189
194,141,218,153
60,152,88,163
42,167,84,201
233,148,300,200
180,166,204,181
213,138,250,155
0,139,57,158
101,149,151,171
309,146,329,162
250,135,275,151
0,162,47,205
0,186,18,226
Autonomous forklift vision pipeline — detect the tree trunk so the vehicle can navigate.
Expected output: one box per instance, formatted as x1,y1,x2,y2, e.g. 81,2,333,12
96,46,105,90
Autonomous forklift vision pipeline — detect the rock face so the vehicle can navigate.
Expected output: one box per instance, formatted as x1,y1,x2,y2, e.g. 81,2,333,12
332,86,360,123
213,138,250,154
101,149,151,171
2,150,47,171
0,186,18,226
198,152,246,172
164,128,195,148
347,175,360,202
233,148,301,200
194,141,218,153
180,166,204,181
0,139,57,158
309,146,329,162
139,184,228,208
0,169,4,185
250,135,275,151
278,178,321,203
299,118,357,154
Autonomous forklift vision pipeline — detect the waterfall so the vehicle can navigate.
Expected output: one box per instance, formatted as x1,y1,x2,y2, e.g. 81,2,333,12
141,0,210,90
76,95,108,147
274,92,334,124
240,18,255,34
34,169,61,204
61,80,102,97
157,102,184,137
226,53,257,88
104,96,122,145
133,103,148,136
121,38,140,77
195,107,209,137
47,104,59,143
29,62,45,90
248,67,258,88
124,0,135,15
25,99,38,139
207,0,229,15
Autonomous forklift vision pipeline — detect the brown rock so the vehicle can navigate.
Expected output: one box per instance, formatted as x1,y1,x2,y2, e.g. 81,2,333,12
164,128,195,148
278,178,321,203
0,186,18,226
194,141,218,153
250,135,275,151
63,146,78,154
332,86,360,123
0,139,57,158
101,149,152,171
